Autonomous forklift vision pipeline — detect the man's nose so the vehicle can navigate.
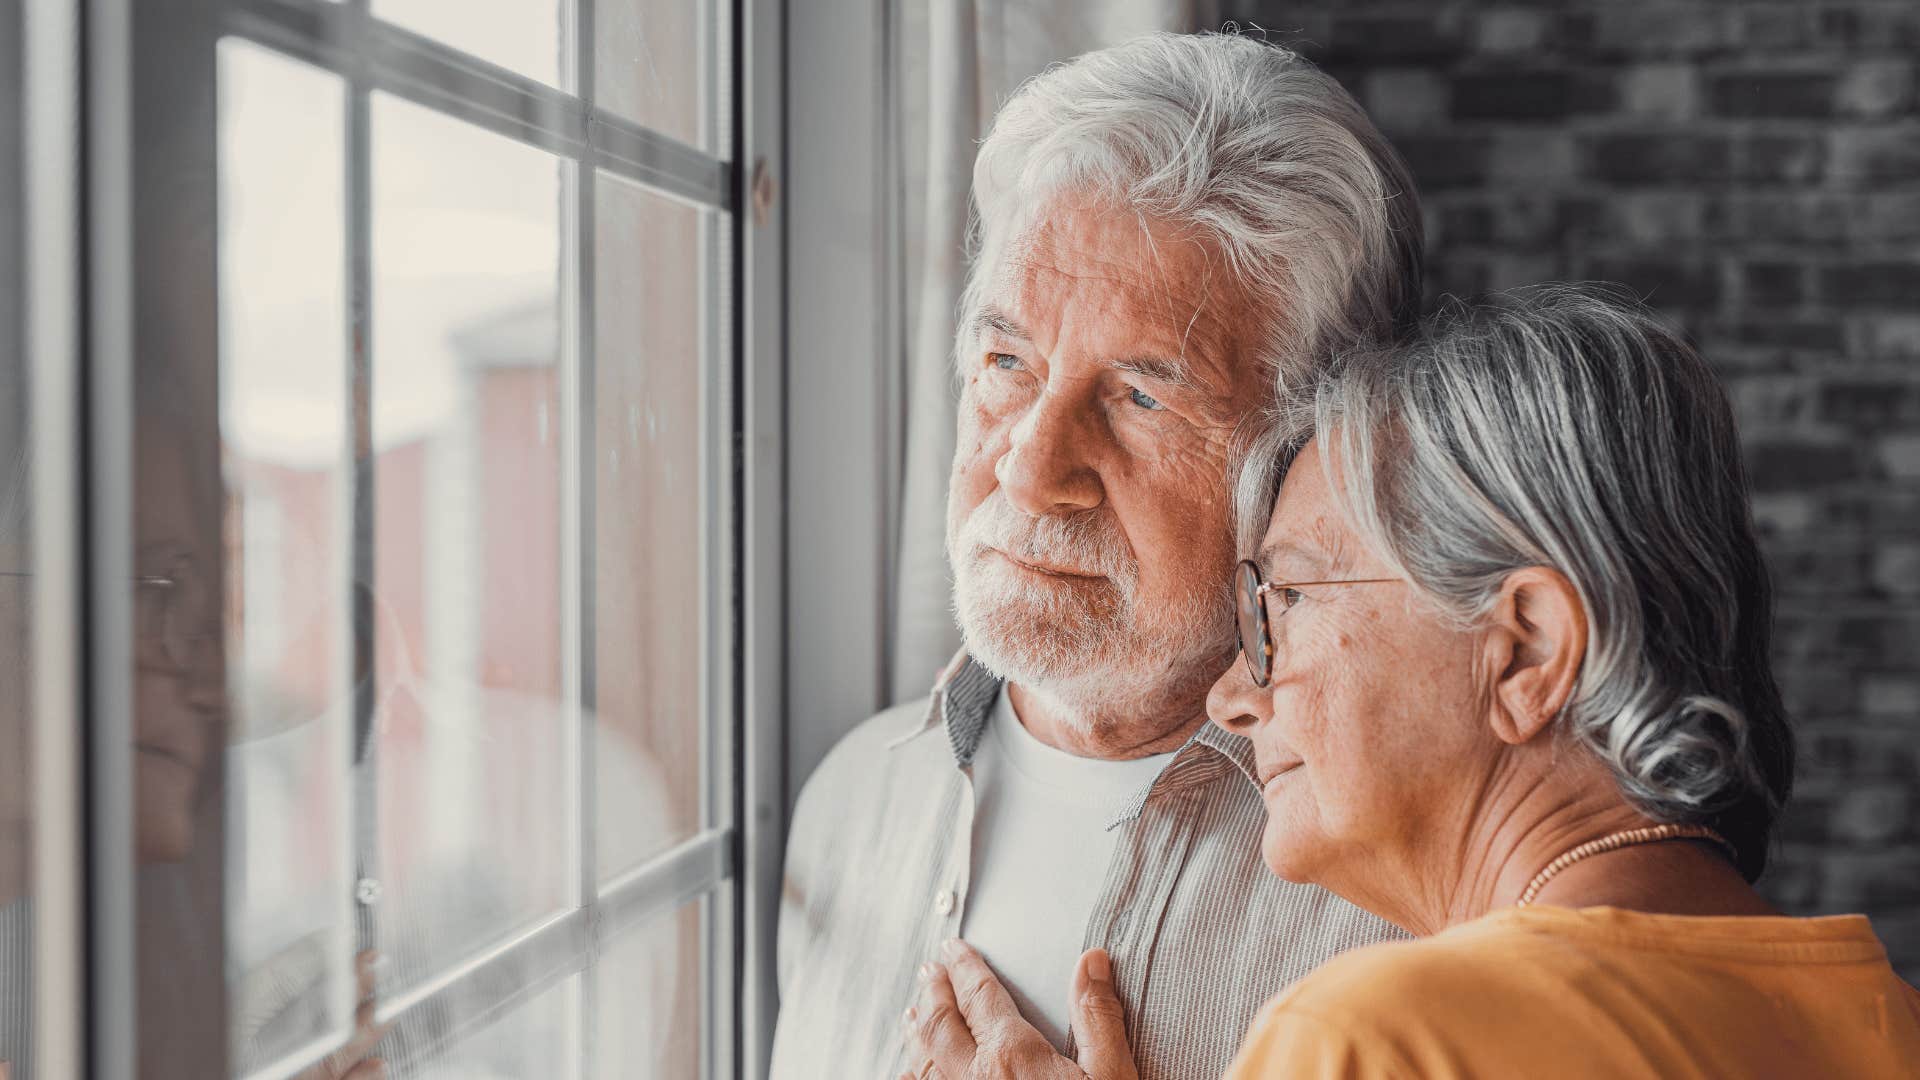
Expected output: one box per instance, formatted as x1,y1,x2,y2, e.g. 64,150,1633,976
1206,654,1268,736
994,391,1103,516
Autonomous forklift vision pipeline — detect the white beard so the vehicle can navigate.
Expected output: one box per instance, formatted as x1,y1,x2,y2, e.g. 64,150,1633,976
947,489,1233,725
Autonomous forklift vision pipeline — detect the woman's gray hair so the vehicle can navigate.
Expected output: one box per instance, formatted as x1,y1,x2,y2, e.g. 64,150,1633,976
964,31,1424,391
1274,285,1794,881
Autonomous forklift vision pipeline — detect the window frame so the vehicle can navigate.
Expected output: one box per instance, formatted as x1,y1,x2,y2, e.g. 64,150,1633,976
46,0,791,1074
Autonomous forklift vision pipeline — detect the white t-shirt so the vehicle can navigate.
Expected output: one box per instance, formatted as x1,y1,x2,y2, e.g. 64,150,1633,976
961,689,1178,1050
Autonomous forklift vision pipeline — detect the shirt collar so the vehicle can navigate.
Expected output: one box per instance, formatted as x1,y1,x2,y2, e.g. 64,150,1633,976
887,651,1263,824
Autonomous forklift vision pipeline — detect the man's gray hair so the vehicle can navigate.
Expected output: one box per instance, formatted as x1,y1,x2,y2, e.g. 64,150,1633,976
964,31,1424,391
1294,285,1795,880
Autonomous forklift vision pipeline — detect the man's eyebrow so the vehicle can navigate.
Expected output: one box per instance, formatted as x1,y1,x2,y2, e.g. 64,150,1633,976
1111,354,1202,391
971,308,1029,343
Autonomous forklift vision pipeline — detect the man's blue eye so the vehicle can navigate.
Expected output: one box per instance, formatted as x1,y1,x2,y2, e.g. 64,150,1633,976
991,353,1021,370
1130,387,1166,411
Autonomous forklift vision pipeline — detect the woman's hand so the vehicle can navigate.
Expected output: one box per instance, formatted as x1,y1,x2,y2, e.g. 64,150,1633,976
898,939,1139,1080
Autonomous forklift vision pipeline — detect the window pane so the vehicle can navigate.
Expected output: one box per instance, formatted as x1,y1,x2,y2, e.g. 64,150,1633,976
387,975,579,1079
594,0,720,152
593,174,709,882
216,40,357,1076
370,94,572,992
594,900,704,1079
372,0,564,90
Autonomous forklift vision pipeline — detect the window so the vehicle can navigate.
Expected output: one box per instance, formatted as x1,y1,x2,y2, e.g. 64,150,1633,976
6,0,785,1076
214,2,739,1076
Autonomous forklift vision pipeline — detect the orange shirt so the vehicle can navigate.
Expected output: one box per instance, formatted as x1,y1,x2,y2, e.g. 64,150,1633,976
1226,905,1920,1079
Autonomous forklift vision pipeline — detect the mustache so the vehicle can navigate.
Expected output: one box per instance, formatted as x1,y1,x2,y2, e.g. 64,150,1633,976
957,492,1136,584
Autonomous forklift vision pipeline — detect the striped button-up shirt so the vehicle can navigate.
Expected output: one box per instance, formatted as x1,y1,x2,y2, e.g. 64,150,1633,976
772,656,1406,1079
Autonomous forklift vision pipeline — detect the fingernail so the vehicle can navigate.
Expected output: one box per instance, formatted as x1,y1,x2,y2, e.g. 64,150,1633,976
918,962,938,980
1087,949,1111,982
902,1006,917,1025
940,938,963,960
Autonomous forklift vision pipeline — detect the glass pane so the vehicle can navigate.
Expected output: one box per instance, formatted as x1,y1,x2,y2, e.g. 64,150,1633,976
594,0,719,151
594,900,704,1079
373,0,564,91
1,0,30,1071
369,94,572,992
216,40,357,1076
593,173,707,881
387,975,579,1079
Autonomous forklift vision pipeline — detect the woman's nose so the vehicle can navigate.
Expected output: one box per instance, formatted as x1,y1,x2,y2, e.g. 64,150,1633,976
1206,653,1269,736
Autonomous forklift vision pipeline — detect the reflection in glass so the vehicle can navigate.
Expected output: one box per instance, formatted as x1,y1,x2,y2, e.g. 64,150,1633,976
595,0,716,151
594,174,708,881
216,40,357,1075
372,0,563,90
391,976,578,1079
595,900,704,1079
369,93,572,995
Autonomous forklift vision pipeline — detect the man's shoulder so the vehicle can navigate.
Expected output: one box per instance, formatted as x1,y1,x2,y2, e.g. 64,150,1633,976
792,694,949,825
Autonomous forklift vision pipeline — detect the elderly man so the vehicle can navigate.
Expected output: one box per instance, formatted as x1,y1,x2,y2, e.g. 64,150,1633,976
773,32,1424,1080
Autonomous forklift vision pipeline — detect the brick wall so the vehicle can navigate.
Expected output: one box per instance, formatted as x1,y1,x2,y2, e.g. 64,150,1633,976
1228,0,1920,979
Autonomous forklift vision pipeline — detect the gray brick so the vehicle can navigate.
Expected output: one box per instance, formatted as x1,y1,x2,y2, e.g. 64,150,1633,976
1736,134,1827,184
1838,61,1915,118
1709,71,1837,118
1881,434,1920,481
1490,130,1575,183
1587,5,1733,57
1822,262,1920,309
1728,194,1849,246
1744,262,1808,307
1851,315,1920,361
1822,852,1920,909
1832,786,1913,846
1873,543,1920,599
1327,13,1465,61
1584,132,1732,184
1819,381,1920,427
1863,676,1920,718
1851,193,1920,244
1620,63,1699,120
1832,127,1920,184
1395,133,1494,189
1475,8,1549,54
1365,68,1448,129
1452,70,1615,122
1747,439,1859,491
1739,5,1819,52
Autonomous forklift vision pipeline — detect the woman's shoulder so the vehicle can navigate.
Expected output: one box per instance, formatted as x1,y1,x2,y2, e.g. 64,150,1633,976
1229,912,1603,1079
1270,909,1566,1016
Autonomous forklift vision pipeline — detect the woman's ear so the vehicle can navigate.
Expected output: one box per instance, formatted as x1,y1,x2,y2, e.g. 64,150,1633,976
1481,567,1587,746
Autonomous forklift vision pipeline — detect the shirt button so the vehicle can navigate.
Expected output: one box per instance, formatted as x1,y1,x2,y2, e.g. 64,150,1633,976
934,889,956,916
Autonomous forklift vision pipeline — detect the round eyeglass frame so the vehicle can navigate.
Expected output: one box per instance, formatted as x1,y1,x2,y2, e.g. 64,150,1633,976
1233,559,1400,688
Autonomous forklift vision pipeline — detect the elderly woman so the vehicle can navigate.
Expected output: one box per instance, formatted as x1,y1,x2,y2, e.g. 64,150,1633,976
900,286,1920,1078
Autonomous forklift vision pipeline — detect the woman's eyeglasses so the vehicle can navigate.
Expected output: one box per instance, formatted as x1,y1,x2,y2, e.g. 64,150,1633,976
1233,559,1398,688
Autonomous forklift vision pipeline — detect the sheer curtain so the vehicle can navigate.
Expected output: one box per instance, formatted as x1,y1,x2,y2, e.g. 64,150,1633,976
889,0,1221,700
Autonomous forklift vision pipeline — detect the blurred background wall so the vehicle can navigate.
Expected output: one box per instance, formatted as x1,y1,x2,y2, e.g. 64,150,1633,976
1228,0,1920,981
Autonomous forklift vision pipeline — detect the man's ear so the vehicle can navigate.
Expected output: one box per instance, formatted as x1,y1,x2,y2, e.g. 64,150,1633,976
1481,567,1588,746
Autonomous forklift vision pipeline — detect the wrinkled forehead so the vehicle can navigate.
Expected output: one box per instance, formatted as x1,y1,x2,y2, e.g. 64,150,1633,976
1257,440,1363,577
975,199,1260,373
